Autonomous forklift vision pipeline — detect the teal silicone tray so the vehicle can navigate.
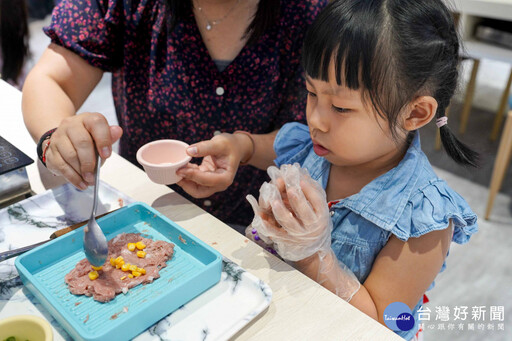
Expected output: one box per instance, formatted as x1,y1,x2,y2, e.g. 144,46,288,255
15,202,222,341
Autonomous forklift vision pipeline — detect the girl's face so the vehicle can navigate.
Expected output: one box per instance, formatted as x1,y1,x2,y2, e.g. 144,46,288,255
305,67,408,170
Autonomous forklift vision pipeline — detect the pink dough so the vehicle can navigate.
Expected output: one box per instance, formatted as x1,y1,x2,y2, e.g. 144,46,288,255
65,233,174,302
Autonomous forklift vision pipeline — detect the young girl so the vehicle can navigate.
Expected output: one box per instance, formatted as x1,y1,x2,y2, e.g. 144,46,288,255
176,0,478,339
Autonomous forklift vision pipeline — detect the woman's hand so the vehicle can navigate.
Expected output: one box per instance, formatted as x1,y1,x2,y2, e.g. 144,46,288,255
176,132,252,198
44,112,122,190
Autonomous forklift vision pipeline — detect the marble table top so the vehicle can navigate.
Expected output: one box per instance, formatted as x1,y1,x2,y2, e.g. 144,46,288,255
0,183,272,340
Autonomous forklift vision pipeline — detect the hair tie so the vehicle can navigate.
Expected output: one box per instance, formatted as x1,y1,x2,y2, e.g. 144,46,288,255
436,116,448,128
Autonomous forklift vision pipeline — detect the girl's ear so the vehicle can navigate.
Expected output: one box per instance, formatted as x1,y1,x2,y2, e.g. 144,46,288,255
403,96,438,131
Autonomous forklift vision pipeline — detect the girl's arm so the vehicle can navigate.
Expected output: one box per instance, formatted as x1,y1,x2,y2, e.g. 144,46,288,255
250,163,453,326
355,224,452,323
296,223,453,323
176,130,278,198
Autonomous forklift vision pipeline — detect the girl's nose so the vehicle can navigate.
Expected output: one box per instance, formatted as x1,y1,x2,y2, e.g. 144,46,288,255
308,105,329,133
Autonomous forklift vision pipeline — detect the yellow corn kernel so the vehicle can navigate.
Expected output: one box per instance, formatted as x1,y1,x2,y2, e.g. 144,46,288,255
129,264,137,272
110,257,115,266
127,243,136,252
128,274,134,278
135,241,146,250
120,276,126,280
137,267,146,275
116,260,125,269
91,265,103,271
121,263,130,272
115,256,124,264
132,271,141,277
137,251,146,258
88,271,99,280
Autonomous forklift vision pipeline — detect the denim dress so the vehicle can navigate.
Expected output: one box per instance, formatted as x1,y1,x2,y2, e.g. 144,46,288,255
274,123,478,340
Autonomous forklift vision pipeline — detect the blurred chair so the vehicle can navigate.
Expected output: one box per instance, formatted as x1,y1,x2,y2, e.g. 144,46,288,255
435,61,512,150
485,110,512,219
490,70,512,141
458,59,480,135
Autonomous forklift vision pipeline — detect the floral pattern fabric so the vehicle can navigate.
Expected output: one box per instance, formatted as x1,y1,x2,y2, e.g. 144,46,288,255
44,0,328,225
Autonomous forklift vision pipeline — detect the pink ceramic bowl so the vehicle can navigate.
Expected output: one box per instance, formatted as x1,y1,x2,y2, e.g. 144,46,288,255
136,140,192,185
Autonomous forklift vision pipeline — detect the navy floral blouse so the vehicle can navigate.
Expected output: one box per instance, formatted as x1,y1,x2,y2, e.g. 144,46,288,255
44,0,327,226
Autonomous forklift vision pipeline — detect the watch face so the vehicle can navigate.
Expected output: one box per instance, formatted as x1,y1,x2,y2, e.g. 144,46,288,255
0,135,34,175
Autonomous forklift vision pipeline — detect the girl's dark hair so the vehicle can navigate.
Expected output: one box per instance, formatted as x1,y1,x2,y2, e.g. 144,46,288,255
165,0,280,46
302,0,478,167
0,0,30,84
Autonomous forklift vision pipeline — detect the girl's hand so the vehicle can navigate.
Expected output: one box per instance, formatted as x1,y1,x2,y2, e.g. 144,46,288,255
247,163,333,262
176,133,251,198
248,164,361,301
44,112,123,190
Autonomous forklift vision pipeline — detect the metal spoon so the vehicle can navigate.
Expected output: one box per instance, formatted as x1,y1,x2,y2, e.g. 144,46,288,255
83,155,108,267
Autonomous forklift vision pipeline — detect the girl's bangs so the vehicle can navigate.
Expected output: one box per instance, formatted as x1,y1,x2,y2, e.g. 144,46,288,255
302,0,381,91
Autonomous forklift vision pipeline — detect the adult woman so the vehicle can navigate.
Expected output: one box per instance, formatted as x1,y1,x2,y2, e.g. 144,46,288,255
22,0,327,229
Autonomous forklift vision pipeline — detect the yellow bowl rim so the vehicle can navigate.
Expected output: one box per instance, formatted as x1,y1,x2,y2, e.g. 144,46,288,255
0,314,53,340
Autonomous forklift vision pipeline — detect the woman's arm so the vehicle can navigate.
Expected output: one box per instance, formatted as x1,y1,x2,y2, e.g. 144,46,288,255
22,43,122,189
234,130,278,170
296,223,453,323
22,43,103,142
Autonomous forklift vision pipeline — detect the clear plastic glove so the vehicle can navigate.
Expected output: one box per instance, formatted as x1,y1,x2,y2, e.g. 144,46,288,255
247,163,360,301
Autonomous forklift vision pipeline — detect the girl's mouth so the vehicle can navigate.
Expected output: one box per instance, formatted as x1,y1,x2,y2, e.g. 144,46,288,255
313,143,329,156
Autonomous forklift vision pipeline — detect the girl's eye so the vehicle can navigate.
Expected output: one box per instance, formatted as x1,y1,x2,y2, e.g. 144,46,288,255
332,105,349,113
307,90,317,98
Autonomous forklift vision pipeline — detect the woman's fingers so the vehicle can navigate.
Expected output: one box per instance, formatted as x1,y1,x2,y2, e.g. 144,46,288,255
198,156,218,172
109,125,123,144
175,177,216,198
176,160,232,198
186,138,223,159
178,166,230,188
46,147,88,190
50,133,82,176
66,125,96,183
175,133,243,199
42,113,118,190
82,113,113,159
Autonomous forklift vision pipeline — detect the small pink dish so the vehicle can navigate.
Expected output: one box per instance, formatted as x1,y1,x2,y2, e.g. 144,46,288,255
136,140,192,185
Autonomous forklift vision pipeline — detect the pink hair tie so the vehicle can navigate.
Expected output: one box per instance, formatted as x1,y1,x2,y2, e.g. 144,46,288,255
436,116,448,128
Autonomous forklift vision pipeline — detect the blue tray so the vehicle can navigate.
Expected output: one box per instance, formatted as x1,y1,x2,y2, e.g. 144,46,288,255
15,202,222,341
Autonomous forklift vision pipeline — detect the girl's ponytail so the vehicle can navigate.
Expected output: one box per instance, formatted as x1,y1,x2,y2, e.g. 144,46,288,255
437,109,479,167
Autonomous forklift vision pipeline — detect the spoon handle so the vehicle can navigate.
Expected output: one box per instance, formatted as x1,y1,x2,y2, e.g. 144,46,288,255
91,154,101,219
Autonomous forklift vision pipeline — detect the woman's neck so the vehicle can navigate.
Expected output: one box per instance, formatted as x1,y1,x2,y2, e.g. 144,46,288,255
193,0,258,61
326,144,408,202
